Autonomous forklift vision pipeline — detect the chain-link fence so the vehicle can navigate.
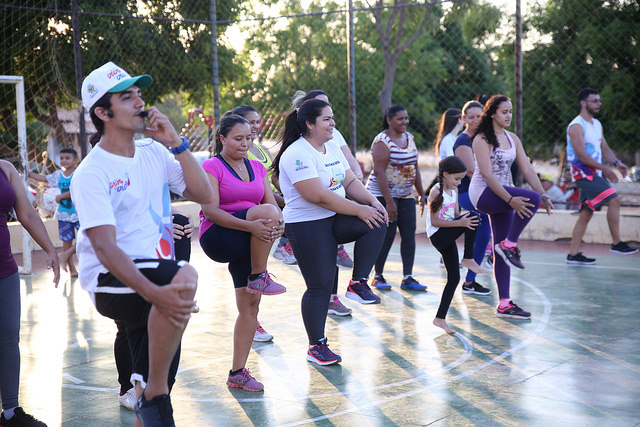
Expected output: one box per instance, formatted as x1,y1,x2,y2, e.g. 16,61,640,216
2,0,639,174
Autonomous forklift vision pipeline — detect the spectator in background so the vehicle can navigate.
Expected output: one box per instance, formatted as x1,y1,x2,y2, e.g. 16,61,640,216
29,148,80,276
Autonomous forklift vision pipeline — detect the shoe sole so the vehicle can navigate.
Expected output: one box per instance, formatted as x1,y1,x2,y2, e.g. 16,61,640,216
610,249,639,255
328,309,352,316
253,336,274,342
495,312,531,319
246,287,286,296
461,289,491,295
566,260,596,265
494,244,525,270
226,381,264,391
345,290,381,304
283,259,297,265
337,263,353,269
306,354,341,365
372,284,391,290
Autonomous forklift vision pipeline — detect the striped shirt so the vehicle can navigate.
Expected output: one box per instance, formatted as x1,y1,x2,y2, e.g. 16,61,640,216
366,131,418,198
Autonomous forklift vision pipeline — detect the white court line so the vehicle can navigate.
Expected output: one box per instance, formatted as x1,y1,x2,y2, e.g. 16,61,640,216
410,252,640,272
280,277,552,426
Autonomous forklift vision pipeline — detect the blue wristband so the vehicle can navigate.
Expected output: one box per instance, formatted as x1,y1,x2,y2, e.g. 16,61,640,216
170,137,190,155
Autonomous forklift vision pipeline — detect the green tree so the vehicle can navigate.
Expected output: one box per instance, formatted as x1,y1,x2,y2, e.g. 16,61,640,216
0,0,240,155
522,0,640,156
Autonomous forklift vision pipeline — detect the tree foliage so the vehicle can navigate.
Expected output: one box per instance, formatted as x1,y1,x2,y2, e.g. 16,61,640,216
522,0,640,155
0,0,240,153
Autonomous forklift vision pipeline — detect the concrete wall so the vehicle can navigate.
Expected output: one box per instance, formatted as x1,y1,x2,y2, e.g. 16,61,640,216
9,201,639,255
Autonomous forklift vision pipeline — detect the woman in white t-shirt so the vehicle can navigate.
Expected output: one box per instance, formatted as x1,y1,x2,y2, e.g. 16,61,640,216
271,99,387,366
289,90,363,316
435,108,463,159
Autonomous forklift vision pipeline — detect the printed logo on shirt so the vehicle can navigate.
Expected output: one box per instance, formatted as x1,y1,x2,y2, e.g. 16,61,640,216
328,164,345,191
295,160,309,171
110,173,131,192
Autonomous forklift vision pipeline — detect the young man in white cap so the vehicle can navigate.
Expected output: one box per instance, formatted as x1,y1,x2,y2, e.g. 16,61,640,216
70,62,212,426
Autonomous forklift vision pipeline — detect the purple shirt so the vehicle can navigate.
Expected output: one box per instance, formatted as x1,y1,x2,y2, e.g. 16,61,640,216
199,156,267,237
0,167,18,278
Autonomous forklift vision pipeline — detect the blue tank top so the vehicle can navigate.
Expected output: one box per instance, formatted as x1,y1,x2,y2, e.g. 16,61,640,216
452,133,472,194
0,167,18,278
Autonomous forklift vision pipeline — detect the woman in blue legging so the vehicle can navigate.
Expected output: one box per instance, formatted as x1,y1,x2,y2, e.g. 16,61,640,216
453,100,492,296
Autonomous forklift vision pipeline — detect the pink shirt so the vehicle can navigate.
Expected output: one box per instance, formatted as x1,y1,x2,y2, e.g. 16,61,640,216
199,156,267,237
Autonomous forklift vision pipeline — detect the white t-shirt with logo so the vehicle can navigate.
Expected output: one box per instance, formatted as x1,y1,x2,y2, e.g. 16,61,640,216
279,136,349,223
70,139,186,298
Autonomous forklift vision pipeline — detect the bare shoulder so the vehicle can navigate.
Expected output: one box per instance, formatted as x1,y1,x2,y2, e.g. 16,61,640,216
0,159,17,177
506,130,522,145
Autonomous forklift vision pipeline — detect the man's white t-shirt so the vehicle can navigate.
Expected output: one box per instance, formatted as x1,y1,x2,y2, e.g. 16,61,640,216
279,136,349,223
70,139,186,298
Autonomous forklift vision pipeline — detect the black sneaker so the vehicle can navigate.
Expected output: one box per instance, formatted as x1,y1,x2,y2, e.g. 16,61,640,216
345,279,381,304
494,241,524,270
483,254,493,269
610,242,639,255
134,393,175,427
496,300,531,319
566,252,596,265
461,281,491,295
0,408,46,427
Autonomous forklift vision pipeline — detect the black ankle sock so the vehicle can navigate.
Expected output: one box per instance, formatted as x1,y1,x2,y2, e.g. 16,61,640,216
248,273,261,281
230,368,243,376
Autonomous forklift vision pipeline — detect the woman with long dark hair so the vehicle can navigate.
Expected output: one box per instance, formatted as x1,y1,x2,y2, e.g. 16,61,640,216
435,108,463,159
272,99,387,365
469,95,552,319
199,114,286,391
366,104,426,291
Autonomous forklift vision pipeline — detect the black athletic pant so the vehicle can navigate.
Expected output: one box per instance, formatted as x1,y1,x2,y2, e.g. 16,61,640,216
286,214,386,344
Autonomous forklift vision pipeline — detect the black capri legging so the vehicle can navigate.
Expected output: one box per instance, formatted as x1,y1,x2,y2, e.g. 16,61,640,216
286,214,387,344
199,209,252,288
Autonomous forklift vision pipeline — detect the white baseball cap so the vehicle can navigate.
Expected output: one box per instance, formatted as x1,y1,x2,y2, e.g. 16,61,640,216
81,61,152,110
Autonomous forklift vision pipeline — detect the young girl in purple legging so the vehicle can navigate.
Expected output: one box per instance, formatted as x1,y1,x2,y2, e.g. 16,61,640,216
427,156,488,334
469,95,552,319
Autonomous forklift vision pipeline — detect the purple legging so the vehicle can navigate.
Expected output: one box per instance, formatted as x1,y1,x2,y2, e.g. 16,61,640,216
475,186,541,299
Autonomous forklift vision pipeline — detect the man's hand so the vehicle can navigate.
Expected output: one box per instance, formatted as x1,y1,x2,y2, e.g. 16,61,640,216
142,107,181,148
147,283,197,328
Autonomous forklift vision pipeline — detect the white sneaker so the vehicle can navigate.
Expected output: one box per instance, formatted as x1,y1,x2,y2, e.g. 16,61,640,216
254,321,274,342
119,387,137,410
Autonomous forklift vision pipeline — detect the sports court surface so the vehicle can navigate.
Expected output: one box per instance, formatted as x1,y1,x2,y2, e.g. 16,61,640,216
13,237,640,426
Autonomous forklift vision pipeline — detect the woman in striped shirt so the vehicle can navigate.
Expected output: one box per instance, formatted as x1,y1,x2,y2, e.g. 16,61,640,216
366,105,426,291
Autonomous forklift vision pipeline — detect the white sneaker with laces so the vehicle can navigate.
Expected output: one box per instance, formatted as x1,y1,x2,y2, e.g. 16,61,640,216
119,387,137,410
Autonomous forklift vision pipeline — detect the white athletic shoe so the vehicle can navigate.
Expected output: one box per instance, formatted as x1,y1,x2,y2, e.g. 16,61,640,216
119,387,137,410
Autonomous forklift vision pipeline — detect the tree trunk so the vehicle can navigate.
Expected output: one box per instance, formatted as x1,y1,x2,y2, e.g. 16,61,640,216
378,59,398,114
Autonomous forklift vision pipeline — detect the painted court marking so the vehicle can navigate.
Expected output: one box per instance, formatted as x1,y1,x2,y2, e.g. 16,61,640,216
62,277,551,423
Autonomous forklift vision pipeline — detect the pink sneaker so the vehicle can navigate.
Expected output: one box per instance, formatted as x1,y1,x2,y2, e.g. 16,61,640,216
254,321,274,342
246,271,286,295
226,368,264,391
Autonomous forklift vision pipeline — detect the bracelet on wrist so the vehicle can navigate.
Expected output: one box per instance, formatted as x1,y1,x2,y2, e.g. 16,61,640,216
170,137,190,155
613,159,621,167
507,196,513,205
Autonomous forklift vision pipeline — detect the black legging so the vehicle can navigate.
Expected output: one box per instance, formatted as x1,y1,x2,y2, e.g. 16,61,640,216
374,197,416,276
286,214,386,344
428,213,478,319
114,214,192,394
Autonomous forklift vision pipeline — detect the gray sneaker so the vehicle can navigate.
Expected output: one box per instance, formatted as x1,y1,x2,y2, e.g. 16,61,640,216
134,393,175,427
336,245,353,269
328,296,352,316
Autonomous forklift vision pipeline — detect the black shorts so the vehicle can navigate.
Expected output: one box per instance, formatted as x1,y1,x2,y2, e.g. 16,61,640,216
94,258,187,387
575,175,618,213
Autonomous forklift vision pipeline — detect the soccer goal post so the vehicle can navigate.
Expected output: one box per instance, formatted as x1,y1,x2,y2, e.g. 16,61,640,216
1,75,32,274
